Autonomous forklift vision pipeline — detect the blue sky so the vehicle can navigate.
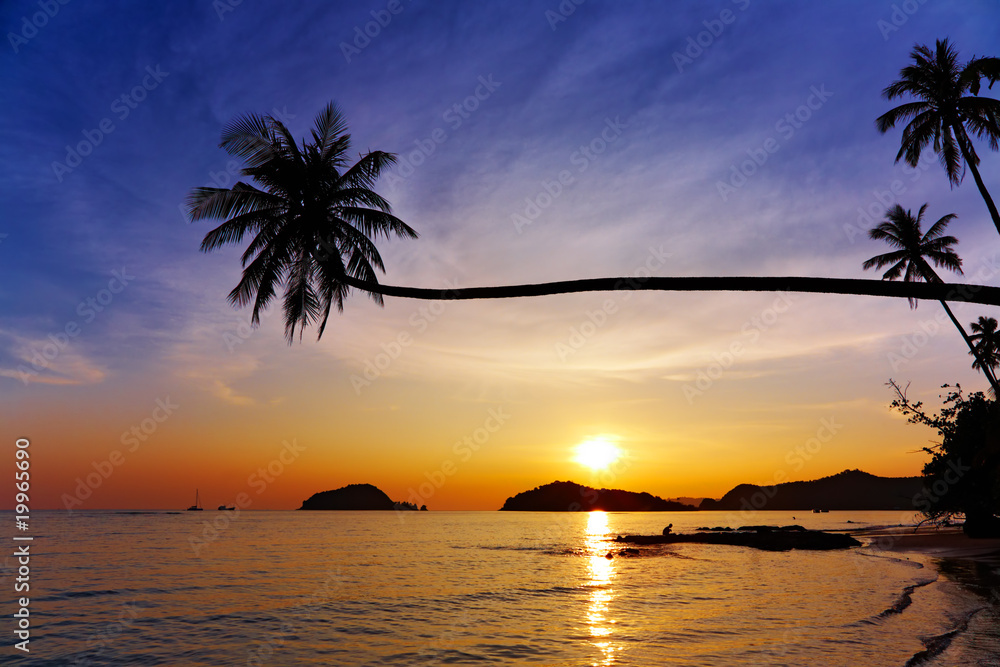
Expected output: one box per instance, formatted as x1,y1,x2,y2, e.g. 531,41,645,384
3,0,1000,508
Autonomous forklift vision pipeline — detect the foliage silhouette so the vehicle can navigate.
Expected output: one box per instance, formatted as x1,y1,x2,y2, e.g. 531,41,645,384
969,316,1000,377
862,203,1000,394
188,102,417,343
876,38,1000,237
889,380,1000,537
190,103,1000,343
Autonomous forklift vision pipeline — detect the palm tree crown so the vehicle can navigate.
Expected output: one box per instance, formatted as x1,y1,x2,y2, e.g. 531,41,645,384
188,102,417,342
862,203,962,305
876,38,1000,235
970,316,1000,375
863,203,1000,394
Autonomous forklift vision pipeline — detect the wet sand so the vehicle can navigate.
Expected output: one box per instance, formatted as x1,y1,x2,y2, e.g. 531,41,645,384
850,525,1000,561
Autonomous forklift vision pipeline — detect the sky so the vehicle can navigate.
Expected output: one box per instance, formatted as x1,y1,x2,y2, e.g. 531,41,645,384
2,0,1000,510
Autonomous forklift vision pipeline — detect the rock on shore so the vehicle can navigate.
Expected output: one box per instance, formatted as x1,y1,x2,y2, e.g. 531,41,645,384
614,525,861,551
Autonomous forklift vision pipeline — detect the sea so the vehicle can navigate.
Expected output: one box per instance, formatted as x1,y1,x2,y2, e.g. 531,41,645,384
3,510,999,666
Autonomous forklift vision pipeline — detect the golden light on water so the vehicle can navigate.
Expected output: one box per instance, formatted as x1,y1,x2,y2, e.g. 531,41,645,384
585,511,620,664
574,436,623,471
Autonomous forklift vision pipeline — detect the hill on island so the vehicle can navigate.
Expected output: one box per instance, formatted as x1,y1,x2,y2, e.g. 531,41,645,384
698,469,924,511
500,481,697,512
299,483,424,510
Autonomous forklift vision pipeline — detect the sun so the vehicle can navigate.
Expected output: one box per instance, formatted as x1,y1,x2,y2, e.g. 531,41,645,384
573,436,622,471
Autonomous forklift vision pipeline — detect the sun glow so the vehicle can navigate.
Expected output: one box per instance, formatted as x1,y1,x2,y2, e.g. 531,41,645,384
573,436,622,471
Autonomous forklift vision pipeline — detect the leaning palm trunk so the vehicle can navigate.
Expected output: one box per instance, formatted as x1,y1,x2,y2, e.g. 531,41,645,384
340,274,1000,306
955,125,1000,238
936,298,1000,393
344,272,1000,391
962,155,1000,238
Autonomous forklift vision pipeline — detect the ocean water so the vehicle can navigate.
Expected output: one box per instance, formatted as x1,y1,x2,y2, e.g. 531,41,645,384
3,510,998,666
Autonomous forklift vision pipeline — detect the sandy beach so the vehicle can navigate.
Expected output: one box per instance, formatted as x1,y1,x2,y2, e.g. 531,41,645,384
851,525,1000,561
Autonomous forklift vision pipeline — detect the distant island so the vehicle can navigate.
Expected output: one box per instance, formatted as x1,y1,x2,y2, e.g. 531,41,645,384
299,483,427,510
500,481,697,512
699,469,924,511
299,471,924,512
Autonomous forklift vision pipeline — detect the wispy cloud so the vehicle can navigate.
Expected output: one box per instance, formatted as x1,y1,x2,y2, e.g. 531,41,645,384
3,1,1000,506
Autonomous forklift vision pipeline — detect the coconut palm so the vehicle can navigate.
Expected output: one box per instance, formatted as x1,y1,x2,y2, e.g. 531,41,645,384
969,316,1000,380
876,38,1000,237
862,203,1000,393
191,104,1000,347
188,102,417,342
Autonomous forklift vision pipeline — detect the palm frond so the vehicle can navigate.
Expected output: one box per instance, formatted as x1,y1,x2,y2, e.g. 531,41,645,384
922,212,957,241
938,128,964,185
340,150,398,192
187,182,280,223
958,97,1000,150
311,102,350,161
876,101,930,133
896,111,940,167
199,209,281,253
282,251,323,343
191,101,418,341
220,113,276,167
338,206,418,240
862,250,905,272
964,56,1000,93
268,115,304,166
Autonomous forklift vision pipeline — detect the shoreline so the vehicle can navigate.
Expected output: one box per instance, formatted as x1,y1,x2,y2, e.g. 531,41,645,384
852,525,1000,664
849,525,1000,561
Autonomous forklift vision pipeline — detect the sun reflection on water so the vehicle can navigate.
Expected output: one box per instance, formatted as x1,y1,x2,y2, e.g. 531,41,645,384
584,511,620,665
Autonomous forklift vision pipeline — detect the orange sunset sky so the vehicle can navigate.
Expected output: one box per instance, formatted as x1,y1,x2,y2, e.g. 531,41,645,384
3,3,1000,510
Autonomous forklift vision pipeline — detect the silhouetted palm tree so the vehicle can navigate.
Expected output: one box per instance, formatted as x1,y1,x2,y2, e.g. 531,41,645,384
969,316,1000,382
190,104,1000,345
862,203,1000,393
188,102,417,342
876,39,1000,237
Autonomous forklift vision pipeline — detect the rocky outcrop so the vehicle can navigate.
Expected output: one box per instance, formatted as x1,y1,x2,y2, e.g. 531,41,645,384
614,525,861,551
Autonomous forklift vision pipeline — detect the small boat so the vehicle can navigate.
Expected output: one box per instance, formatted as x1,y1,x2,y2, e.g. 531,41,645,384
217,505,235,511
186,489,204,511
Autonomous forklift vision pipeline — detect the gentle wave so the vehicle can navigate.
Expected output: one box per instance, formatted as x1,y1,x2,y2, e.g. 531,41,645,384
875,577,939,619
904,607,984,666
9,510,998,666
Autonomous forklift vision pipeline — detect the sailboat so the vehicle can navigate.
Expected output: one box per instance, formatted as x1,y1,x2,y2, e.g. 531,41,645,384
187,489,203,511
